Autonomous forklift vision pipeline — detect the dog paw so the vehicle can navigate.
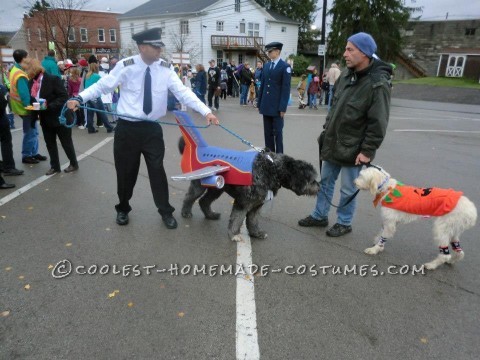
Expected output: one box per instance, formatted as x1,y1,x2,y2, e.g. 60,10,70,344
205,212,221,220
249,231,268,239
181,210,193,218
231,234,245,242
447,251,464,264
364,246,381,255
423,261,438,270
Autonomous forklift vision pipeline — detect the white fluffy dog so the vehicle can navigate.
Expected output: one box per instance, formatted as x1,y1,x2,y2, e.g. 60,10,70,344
354,166,477,270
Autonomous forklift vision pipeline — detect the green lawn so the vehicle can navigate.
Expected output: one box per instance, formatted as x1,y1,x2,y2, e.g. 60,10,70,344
394,77,480,89
291,76,301,88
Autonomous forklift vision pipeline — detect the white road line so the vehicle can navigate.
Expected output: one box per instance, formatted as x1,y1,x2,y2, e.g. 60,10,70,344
236,223,260,360
393,129,480,134
0,137,113,207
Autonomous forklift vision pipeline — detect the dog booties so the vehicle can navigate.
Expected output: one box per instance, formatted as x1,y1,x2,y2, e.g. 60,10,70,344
380,183,463,216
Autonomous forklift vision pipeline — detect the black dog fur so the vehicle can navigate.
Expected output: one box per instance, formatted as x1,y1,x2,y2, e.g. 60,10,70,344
178,137,320,240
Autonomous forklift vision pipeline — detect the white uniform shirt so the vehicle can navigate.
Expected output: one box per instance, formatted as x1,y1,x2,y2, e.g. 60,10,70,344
79,54,211,121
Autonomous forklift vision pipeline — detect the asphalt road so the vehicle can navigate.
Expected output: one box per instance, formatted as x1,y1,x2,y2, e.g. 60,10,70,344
1,94,480,360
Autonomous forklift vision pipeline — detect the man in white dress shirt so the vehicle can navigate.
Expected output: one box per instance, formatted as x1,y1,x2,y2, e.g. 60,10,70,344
67,28,219,229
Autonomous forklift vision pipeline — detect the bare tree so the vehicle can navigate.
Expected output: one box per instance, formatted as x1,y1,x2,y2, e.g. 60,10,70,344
167,30,200,66
25,0,89,58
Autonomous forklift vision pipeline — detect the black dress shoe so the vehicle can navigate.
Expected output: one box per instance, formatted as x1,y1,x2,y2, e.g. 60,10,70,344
2,168,24,176
0,183,15,189
64,165,79,173
34,154,48,161
162,214,178,229
46,168,61,176
22,156,40,164
116,211,129,225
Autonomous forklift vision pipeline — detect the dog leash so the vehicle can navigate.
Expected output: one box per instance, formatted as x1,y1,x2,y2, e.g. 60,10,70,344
59,101,263,153
316,159,384,209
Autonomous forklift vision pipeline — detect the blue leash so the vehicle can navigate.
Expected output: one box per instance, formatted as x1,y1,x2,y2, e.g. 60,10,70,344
58,100,261,151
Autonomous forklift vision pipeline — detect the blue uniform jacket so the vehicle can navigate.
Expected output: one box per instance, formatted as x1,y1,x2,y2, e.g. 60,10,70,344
257,58,291,117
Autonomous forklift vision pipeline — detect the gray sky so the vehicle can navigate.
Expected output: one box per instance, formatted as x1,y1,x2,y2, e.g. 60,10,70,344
1,0,479,32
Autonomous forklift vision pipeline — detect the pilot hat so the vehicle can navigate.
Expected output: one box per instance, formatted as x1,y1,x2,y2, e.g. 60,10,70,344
132,27,165,48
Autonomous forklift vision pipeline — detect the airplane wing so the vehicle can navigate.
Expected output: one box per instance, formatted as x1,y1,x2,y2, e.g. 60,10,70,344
171,165,231,181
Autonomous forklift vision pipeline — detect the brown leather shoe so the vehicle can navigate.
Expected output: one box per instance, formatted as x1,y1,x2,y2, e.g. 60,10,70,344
64,165,79,173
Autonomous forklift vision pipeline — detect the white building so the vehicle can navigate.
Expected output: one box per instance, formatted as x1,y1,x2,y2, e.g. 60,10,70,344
118,0,299,66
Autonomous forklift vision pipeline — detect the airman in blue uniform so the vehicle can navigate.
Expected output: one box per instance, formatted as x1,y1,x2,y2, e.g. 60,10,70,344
257,42,291,154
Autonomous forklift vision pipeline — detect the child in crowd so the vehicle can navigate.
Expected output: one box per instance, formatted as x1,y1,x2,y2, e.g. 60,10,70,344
307,76,321,109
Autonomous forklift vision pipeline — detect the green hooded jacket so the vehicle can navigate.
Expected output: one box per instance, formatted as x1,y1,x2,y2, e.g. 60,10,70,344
320,59,392,166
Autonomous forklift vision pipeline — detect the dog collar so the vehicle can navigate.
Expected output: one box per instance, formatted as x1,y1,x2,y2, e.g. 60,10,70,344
373,187,392,207
377,174,390,190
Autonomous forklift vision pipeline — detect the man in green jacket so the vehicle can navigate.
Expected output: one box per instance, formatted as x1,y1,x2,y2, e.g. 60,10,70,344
298,32,392,237
41,50,61,78
9,49,47,164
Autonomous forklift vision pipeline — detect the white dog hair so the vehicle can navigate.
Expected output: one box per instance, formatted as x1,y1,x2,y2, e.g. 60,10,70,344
354,166,477,270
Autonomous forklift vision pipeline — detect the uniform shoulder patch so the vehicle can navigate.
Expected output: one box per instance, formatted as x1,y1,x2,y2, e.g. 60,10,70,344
159,59,170,68
286,67,291,74
123,58,135,67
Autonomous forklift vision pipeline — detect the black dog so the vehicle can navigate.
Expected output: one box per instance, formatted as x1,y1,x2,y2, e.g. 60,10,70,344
178,137,320,241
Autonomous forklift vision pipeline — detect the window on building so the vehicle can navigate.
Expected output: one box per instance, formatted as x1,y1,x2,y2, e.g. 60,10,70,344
38,28,42,41
465,28,476,36
98,28,105,42
239,22,245,34
180,20,189,35
217,21,224,32
144,22,148,30
281,26,286,33
80,28,88,42
51,26,56,39
238,54,243,64
109,29,116,42
130,23,135,36
235,0,240,12
27,28,31,42
217,50,223,65
68,27,75,42
248,22,260,37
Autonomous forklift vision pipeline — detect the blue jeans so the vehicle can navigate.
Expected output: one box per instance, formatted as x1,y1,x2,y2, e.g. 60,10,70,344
311,160,362,226
7,113,15,128
21,114,39,158
327,85,334,111
86,98,113,132
309,93,317,108
240,84,249,105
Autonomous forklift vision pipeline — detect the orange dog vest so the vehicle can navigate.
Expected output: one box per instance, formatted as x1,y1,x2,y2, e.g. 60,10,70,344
377,183,463,216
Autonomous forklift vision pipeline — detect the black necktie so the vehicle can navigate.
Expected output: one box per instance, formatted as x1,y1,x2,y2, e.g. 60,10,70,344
143,67,152,115
270,62,274,70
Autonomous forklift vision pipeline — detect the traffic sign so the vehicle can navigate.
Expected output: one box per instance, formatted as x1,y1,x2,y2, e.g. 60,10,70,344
317,44,326,56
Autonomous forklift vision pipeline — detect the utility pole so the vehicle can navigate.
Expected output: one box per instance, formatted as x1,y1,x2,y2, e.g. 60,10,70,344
320,0,327,75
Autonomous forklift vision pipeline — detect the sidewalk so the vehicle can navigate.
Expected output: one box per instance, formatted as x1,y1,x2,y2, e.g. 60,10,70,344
391,98,480,114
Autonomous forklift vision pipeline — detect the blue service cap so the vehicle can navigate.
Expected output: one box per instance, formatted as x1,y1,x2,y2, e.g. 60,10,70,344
265,42,283,52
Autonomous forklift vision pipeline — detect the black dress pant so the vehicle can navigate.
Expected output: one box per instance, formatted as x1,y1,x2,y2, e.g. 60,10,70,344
0,122,15,170
263,115,284,154
113,119,175,216
41,124,78,171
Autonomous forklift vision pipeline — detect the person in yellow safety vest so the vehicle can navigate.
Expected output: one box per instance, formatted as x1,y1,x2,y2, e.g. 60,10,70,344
8,49,47,164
